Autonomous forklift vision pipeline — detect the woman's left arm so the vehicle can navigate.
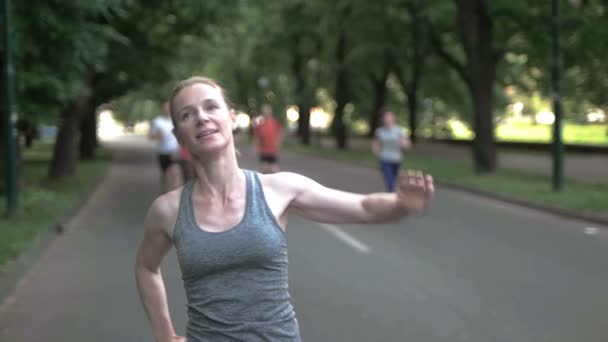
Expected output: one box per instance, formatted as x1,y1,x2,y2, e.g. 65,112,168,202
281,171,433,224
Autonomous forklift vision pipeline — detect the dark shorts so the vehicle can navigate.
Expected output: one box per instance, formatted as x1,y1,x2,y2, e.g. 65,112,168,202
259,154,278,163
157,153,176,171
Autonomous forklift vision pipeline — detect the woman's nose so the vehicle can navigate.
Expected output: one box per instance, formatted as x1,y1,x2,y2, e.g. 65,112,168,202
195,108,210,123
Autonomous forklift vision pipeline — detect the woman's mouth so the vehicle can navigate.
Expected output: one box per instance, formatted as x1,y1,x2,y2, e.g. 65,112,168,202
196,129,218,139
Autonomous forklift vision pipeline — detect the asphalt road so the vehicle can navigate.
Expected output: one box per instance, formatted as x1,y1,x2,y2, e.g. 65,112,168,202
1,134,606,342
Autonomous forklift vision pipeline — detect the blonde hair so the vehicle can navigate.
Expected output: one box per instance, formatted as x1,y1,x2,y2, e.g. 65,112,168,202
168,76,232,126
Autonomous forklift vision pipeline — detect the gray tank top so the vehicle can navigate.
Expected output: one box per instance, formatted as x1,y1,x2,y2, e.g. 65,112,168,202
174,169,301,342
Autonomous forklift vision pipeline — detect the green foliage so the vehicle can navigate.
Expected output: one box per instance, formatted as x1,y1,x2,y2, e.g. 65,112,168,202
11,0,125,120
3,0,607,149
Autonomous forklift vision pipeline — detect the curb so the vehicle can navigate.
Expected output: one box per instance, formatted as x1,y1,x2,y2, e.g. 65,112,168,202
437,182,608,227
0,157,113,307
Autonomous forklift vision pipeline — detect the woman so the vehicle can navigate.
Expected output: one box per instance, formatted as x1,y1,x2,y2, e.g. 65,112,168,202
135,77,434,342
372,110,412,192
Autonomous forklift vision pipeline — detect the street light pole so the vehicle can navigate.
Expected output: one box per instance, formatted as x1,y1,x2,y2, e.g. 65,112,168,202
2,0,18,215
551,0,564,191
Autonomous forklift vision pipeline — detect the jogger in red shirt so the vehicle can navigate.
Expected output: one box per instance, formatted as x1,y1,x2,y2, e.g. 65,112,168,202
253,104,282,173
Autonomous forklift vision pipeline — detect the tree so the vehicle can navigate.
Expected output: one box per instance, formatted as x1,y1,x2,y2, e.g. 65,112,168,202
346,0,394,138
279,1,323,145
329,2,353,149
9,1,126,179
0,89,7,194
390,0,430,143
78,1,233,160
428,0,503,172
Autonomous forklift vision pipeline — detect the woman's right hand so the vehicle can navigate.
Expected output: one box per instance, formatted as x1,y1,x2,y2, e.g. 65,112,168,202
169,336,186,342
371,139,380,156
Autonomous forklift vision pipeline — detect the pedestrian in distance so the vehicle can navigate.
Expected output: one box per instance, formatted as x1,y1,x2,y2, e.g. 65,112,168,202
253,103,282,173
149,101,184,194
372,109,412,192
135,76,434,342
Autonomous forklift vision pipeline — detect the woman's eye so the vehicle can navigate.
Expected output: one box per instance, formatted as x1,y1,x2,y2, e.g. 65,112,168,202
181,111,192,120
205,104,219,111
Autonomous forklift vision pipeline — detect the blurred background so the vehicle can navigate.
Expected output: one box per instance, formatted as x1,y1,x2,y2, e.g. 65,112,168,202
0,1,607,341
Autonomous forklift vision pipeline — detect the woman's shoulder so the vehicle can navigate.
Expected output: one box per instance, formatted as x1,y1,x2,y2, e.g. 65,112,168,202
146,186,186,235
154,187,183,209
254,171,316,209
256,171,317,195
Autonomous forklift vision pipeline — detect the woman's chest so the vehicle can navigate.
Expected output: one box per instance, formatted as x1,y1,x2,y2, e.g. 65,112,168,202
192,197,246,233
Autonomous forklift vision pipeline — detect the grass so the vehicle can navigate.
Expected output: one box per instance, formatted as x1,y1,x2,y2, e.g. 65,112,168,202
0,140,111,269
284,141,608,214
449,122,608,145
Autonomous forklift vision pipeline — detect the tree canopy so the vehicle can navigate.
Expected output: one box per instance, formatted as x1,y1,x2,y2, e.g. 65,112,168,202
2,0,606,181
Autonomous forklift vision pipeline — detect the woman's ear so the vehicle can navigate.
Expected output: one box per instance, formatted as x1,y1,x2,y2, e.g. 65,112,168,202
229,109,238,130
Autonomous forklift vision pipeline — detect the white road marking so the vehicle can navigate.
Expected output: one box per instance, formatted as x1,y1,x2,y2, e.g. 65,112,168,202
584,227,599,235
318,223,371,254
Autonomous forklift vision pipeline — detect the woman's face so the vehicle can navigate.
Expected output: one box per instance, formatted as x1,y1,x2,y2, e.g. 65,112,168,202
172,83,236,156
383,111,396,126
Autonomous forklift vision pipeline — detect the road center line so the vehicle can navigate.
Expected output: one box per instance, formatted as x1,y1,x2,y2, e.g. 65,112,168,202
584,227,599,235
318,223,371,254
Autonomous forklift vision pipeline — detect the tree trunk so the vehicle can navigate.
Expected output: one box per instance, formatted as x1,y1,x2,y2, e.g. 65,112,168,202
291,32,312,145
405,2,424,144
48,96,89,179
471,77,496,172
429,0,499,172
367,68,389,138
25,134,34,148
0,101,21,193
332,98,348,149
332,27,349,149
79,72,101,161
79,106,98,160
0,107,5,195
405,89,418,143
457,0,498,172
394,71,422,144
297,102,311,145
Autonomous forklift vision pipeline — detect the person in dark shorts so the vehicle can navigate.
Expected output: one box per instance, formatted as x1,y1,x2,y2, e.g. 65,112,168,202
135,76,435,342
157,153,173,171
259,153,277,164
253,103,282,173
149,101,183,193
372,110,411,192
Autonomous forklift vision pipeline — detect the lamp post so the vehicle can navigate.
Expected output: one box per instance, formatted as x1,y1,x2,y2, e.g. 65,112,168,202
551,0,581,191
551,0,564,191
2,0,18,215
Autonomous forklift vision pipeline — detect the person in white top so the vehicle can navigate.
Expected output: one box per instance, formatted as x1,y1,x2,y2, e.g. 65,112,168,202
372,110,412,192
149,101,183,193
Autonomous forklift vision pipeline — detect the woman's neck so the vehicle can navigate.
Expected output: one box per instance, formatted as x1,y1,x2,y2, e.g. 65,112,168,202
191,147,242,200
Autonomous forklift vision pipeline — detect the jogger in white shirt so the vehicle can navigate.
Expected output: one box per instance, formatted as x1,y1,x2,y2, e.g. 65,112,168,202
149,101,183,193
